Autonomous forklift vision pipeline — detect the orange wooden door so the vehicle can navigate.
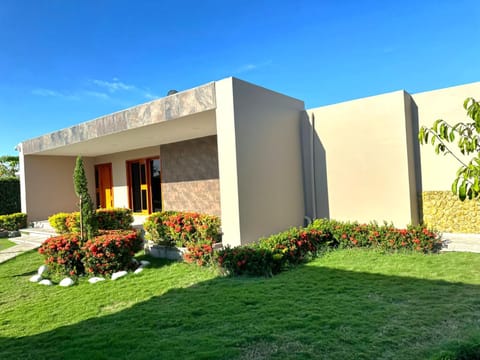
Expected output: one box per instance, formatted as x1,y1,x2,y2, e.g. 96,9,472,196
95,164,113,209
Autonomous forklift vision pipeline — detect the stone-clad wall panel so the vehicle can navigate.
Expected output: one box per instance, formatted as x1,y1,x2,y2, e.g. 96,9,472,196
161,136,220,215
422,191,480,233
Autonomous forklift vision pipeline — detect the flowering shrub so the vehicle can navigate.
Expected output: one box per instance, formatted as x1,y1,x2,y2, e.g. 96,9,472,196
183,241,215,267
96,208,134,230
309,219,442,253
217,246,274,276
65,212,80,233
82,230,143,276
143,211,178,245
257,226,334,273
143,211,221,247
38,234,84,276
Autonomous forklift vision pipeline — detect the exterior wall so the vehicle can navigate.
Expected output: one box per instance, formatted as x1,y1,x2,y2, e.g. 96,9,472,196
160,136,220,215
413,82,480,191
94,146,160,209
422,191,480,233
216,78,305,246
20,154,95,221
413,82,480,232
308,91,419,227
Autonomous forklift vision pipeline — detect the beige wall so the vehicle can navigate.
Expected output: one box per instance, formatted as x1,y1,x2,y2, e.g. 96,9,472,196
94,146,160,208
21,155,95,221
308,90,419,227
412,82,480,191
216,78,305,246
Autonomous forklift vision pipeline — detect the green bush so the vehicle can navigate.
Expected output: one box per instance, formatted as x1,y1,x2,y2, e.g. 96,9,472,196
309,219,442,253
144,211,221,247
257,226,334,273
48,213,71,234
217,246,275,277
38,230,142,277
48,209,134,234
214,219,442,278
143,211,178,245
95,208,134,230
38,234,84,278
0,213,27,231
82,230,143,276
0,178,20,215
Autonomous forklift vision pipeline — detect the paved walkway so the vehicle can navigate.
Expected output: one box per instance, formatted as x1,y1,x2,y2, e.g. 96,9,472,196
441,232,480,253
0,233,50,264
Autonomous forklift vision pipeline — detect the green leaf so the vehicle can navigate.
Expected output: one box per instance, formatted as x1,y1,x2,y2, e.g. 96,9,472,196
449,131,455,142
459,181,467,201
452,177,459,194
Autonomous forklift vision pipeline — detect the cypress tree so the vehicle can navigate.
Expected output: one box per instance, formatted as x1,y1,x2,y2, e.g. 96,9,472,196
73,156,97,241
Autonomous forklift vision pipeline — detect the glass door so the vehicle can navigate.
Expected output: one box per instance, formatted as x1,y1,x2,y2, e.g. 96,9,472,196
128,158,162,214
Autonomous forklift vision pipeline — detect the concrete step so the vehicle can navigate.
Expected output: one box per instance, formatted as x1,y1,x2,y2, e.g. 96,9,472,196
20,227,57,237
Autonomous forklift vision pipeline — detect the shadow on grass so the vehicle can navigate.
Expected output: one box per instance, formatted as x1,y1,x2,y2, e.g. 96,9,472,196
1,261,480,360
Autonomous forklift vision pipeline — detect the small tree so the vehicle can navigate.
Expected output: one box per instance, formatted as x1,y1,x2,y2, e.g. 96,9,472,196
73,156,97,241
0,156,19,178
419,97,480,201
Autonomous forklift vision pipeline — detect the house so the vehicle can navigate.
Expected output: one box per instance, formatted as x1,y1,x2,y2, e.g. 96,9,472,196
16,77,480,246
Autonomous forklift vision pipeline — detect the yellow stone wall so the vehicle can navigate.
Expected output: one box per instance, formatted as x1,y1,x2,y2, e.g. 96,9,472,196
422,191,480,233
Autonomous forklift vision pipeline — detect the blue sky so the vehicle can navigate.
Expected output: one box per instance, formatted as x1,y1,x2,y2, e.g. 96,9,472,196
1,0,479,156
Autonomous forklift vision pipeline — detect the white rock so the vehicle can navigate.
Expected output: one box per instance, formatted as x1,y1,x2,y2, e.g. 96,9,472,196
88,277,105,284
134,267,144,274
131,258,139,265
37,265,48,276
29,274,42,283
39,279,53,286
140,260,150,267
59,277,74,287
111,271,128,280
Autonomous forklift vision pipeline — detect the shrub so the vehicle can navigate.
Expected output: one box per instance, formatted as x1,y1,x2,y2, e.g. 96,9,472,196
96,208,134,230
65,212,81,233
0,213,27,231
49,209,135,234
309,219,442,253
0,178,20,215
144,211,221,247
82,230,143,276
38,234,84,277
48,213,71,234
217,246,274,277
183,241,216,267
143,211,178,245
257,226,334,273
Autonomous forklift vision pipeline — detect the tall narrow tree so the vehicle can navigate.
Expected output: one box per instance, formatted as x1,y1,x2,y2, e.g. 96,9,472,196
73,156,97,241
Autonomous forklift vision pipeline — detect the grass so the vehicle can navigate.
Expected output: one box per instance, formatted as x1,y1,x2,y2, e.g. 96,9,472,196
0,238,15,251
0,249,480,359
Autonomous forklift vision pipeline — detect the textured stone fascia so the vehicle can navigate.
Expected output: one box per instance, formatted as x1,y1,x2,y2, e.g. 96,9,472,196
22,82,216,155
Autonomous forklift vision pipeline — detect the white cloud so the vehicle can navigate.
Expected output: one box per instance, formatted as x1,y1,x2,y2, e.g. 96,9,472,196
91,79,135,92
32,78,160,103
31,88,78,100
234,60,272,74
83,91,110,99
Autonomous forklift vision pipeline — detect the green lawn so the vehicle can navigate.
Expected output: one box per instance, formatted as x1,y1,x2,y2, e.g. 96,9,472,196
0,238,15,251
1,249,479,359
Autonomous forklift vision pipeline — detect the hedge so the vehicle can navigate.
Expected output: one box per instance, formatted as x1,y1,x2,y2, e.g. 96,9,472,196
0,213,28,231
48,208,134,234
0,178,20,215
